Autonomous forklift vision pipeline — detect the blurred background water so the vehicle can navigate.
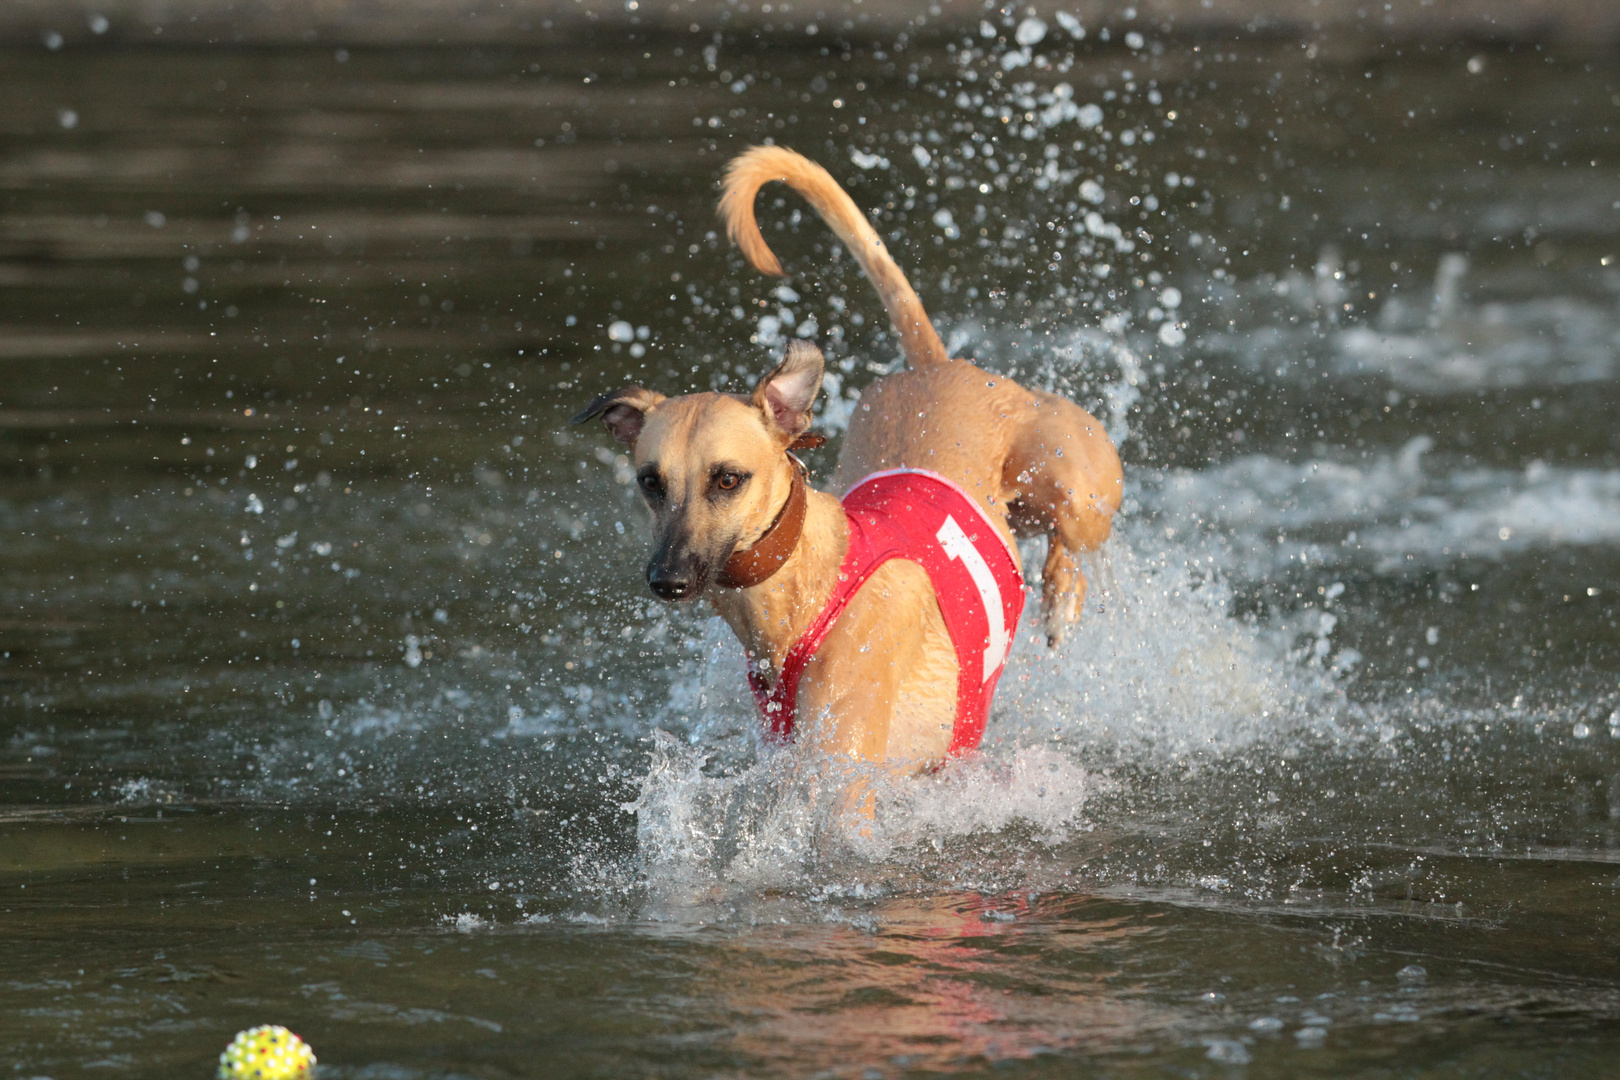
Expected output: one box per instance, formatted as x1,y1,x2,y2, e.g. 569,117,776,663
2,3,1619,1076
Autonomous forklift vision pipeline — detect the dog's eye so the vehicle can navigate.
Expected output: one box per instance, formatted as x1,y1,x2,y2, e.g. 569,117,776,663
715,472,743,492
637,473,664,498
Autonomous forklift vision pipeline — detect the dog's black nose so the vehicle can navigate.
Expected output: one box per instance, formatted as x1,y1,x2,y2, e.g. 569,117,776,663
647,534,705,601
647,567,699,601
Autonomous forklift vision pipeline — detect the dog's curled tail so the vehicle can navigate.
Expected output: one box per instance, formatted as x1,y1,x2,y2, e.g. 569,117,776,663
719,145,948,368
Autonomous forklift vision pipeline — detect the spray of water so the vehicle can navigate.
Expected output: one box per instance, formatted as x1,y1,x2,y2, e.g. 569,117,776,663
614,15,1358,900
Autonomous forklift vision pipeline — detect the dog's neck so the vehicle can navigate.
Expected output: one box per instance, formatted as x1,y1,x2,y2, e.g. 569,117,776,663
707,466,848,684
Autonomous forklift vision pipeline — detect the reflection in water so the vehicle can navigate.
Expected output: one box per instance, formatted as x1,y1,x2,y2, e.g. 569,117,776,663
710,896,1169,1069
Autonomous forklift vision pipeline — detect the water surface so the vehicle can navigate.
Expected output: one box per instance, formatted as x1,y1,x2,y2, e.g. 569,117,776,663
3,22,1620,1078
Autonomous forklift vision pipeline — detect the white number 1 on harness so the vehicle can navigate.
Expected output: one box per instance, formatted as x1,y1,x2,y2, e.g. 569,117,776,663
935,515,1010,683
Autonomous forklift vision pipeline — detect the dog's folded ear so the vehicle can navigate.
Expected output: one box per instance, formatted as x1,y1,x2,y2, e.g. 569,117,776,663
571,384,666,446
753,339,824,441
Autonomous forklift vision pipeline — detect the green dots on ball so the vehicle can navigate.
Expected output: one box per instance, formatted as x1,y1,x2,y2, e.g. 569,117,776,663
218,1025,317,1079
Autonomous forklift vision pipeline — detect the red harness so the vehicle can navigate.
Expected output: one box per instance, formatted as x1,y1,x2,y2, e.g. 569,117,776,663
747,469,1025,756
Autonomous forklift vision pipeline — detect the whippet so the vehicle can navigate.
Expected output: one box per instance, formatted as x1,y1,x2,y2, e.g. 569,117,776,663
576,146,1122,774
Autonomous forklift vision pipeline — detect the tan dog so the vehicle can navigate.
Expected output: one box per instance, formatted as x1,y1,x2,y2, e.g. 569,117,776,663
576,146,1121,773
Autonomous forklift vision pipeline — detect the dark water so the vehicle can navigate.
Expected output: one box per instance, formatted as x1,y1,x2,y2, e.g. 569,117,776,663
4,20,1620,1078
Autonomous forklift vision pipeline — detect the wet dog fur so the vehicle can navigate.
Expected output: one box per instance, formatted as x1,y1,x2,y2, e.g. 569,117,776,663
576,146,1122,773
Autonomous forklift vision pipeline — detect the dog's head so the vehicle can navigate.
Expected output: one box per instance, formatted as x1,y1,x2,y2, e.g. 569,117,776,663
573,340,824,600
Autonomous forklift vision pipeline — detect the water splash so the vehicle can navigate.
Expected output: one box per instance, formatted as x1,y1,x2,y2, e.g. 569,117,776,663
626,514,1342,901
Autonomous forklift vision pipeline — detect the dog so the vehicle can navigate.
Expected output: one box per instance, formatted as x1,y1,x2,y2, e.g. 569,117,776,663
576,146,1121,777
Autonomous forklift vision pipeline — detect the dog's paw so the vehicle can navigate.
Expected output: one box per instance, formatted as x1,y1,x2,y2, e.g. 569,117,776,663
1042,598,1076,649
1039,545,1085,649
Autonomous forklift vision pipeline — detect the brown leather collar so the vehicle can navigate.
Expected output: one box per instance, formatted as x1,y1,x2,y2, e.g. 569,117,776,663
715,460,808,590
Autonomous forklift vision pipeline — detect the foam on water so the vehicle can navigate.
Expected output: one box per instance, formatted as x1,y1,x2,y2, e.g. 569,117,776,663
1142,441,1620,576
1336,293,1620,392
630,728,1109,899
1197,262,1620,394
996,533,1326,761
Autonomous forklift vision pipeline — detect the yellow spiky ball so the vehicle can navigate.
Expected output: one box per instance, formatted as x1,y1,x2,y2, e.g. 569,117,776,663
217,1024,317,1079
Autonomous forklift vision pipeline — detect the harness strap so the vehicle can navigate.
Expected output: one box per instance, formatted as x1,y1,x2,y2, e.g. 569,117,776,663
747,512,885,742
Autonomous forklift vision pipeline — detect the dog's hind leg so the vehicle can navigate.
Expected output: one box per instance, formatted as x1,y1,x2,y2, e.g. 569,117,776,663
1037,536,1087,648
1002,391,1124,647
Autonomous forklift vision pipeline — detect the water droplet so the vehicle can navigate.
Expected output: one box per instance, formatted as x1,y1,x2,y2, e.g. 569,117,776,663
1204,1040,1250,1065
1014,16,1047,46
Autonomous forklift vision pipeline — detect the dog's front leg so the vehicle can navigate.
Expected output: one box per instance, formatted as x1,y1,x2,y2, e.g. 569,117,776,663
794,658,895,763
788,580,929,834
792,676,890,838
